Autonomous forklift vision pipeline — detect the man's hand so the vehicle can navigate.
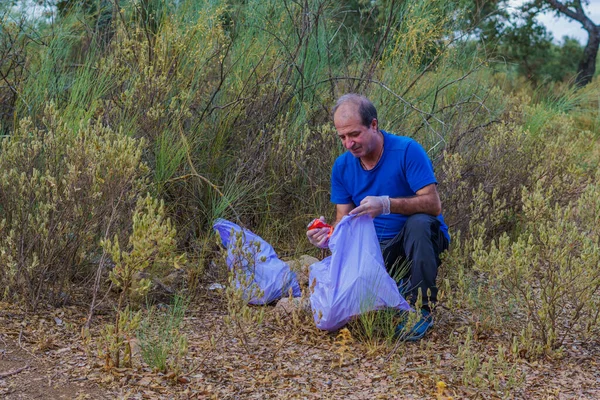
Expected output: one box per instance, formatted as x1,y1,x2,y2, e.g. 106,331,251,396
349,196,390,218
306,216,331,249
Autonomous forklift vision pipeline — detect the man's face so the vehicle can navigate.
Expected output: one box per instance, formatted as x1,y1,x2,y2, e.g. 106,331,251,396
333,104,378,158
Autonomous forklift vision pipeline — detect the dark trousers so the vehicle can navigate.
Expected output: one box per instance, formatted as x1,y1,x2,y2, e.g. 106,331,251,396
380,213,449,309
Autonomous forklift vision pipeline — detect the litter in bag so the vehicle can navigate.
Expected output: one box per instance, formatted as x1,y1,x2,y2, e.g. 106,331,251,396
213,219,301,305
309,215,411,331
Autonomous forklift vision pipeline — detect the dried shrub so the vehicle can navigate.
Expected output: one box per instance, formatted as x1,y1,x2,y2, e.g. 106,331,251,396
472,178,600,354
439,95,595,244
441,100,600,355
0,105,148,308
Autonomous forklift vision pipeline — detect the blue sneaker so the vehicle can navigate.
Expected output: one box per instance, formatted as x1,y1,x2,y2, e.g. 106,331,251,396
395,309,433,341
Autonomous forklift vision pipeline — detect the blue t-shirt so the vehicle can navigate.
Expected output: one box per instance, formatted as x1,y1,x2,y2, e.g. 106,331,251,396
331,131,450,242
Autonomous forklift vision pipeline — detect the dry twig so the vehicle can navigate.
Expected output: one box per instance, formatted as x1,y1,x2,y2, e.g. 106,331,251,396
0,364,30,379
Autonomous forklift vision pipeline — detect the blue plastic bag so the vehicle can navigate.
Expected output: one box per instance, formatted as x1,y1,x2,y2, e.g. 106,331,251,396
309,215,411,331
213,219,301,305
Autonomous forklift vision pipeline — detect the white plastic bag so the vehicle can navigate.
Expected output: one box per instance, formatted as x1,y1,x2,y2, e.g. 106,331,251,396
213,219,301,304
309,215,411,330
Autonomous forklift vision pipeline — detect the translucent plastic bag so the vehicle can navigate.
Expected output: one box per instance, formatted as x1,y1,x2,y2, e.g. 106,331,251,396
309,215,411,331
213,219,301,305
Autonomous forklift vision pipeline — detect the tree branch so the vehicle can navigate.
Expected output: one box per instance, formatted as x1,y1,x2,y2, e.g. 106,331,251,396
546,0,599,33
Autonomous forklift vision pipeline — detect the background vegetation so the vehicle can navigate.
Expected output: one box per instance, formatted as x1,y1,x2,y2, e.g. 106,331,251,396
0,0,599,385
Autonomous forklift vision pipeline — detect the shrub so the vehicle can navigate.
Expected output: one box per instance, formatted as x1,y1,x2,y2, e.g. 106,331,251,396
103,194,185,307
99,305,141,370
137,295,189,374
99,194,185,369
441,103,600,354
439,95,596,245
472,179,600,353
0,105,148,309
218,230,265,327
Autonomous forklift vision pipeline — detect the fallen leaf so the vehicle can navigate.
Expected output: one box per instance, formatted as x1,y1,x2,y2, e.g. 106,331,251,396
137,377,153,387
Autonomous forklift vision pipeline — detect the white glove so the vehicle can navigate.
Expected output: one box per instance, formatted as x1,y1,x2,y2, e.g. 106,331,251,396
349,196,390,218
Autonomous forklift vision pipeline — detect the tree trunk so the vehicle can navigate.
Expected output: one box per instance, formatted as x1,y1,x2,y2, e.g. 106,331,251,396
576,28,600,87
544,0,600,87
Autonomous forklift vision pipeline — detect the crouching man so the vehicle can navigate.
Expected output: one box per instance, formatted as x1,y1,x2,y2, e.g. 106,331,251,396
307,93,450,340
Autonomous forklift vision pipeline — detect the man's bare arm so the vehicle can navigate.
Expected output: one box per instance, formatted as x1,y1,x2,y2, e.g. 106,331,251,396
335,203,354,224
350,184,442,218
389,183,441,216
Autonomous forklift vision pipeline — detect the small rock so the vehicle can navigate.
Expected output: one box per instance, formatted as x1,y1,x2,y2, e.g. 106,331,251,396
287,255,319,287
274,297,311,314
208,283,225,290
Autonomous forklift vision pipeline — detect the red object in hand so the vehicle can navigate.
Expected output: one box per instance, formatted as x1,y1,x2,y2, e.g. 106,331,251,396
307,219,334,237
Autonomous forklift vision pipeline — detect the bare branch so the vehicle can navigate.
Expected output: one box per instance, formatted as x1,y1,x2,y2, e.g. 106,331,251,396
546,0,599,32
0,364,30,379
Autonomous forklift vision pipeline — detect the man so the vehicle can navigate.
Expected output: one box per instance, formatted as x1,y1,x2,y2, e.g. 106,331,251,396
306,93,450,340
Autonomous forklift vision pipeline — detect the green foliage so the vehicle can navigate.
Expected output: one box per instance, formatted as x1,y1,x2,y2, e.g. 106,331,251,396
218,229,265,325
463,0,591,85
137,295,189,374
3,0,500,256
499,18,551,80
103,194,185,306
498,20,583,84
99,195,185,370
98,305,142,369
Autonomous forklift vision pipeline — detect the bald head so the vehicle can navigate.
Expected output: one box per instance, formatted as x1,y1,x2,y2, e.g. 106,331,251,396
332,94,378,128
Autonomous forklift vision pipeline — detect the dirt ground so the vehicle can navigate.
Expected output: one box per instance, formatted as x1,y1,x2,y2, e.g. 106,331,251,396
0,307,111,400
0,337,110,399
1,296,600,400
